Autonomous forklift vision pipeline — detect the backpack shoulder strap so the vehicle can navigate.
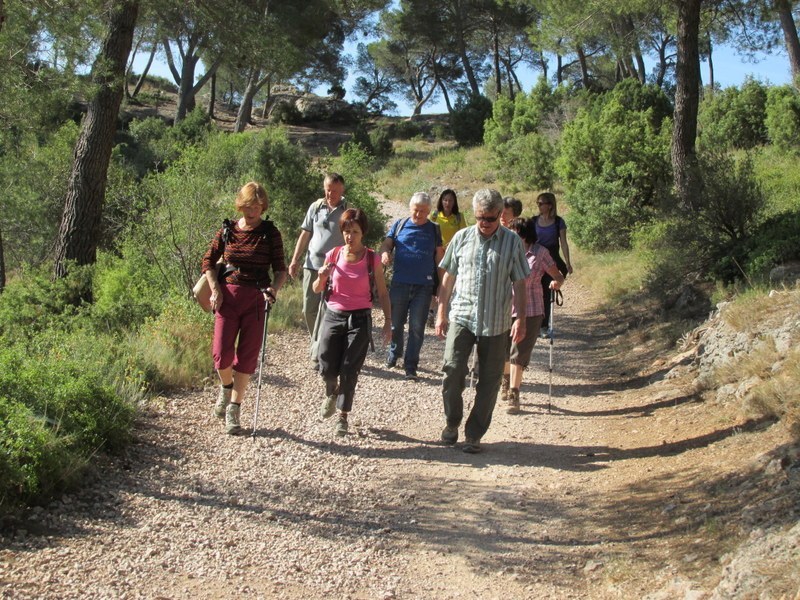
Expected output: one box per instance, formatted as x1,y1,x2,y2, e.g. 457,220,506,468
323,246,344,301
312,198,327,216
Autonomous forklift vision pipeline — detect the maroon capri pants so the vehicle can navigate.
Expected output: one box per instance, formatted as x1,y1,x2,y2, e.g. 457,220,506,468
212,284,266,375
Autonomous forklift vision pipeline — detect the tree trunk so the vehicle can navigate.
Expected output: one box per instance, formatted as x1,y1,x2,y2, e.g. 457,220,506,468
0,225,6,293
131,42,156,98
438,78,453,113
54,0,139,279
671,0,703,210
493,31,502,98
262,75,272,119
775,0,800,83
707,34,714,92
556,53,564,85
453,2,480,95
576,45,590,89
208,72,216,118
235,68,261,132
656,36,672,89
175,52,200,122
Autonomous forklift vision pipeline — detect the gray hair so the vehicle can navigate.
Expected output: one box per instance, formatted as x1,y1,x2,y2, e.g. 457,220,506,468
472,189,503,214
409,192,431,207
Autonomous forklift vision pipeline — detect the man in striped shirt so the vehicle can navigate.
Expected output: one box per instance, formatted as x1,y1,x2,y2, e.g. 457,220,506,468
435,189,531,454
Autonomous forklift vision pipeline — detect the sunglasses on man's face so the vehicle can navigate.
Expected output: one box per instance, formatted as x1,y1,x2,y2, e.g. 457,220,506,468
475,215,499,223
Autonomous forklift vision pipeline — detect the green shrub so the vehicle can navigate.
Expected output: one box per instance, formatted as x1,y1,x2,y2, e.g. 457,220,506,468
392,119,422,140
450,94,493,147
495,132,556,191
0,121,79,270
0,263,92,340
92,247,170,332
695,151,765,282
133,295,215,389
568,177,655,251
0,396,82,509
742,210,800,278
698,79,769,151
369,126,395,162
765,85,800,150
269,101,302,125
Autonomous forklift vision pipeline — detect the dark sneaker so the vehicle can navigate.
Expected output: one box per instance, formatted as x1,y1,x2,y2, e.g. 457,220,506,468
320,394,337,420
405,370,418,382
214,385,232,418
386,354,397,368
335,413,348,436
440,425,458,445
225,403,243,435
462,438,482,453
506,388,520,415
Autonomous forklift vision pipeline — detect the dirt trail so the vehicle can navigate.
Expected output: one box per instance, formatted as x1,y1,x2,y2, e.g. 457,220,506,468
1,205,793,599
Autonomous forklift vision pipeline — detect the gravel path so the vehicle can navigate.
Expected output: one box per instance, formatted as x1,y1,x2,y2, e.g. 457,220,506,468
1,200,793,599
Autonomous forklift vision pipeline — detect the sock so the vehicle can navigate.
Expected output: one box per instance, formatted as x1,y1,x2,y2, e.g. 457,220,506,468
222,383,233,389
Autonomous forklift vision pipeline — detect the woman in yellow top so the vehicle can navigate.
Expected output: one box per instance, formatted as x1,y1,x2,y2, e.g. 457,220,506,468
428,189,468,325
430,189,468,247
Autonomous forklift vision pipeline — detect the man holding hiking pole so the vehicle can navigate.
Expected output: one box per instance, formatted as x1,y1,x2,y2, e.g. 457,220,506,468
435,189,530,454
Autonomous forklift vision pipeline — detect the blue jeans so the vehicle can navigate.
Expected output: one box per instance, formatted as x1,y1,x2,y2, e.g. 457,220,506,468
389,282,433,373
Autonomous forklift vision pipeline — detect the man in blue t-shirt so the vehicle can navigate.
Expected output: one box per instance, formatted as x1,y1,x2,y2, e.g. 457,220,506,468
380,192,444,381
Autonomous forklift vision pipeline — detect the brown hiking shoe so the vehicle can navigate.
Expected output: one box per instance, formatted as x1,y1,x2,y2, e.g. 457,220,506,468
214,385,232,418
506,388,520,414
499,374,510,403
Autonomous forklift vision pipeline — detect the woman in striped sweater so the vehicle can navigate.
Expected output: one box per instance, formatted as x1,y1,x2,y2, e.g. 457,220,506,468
201,182,288,435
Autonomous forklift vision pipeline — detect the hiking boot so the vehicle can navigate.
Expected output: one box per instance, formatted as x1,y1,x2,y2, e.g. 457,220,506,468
335,413,348,436
440,425,458,445
320,394,337,420
405,370,418,382
214,385,232,418
386,354,398,368
506,388,520,415
225,403,242,435
462,438,482,454
499,374,510,403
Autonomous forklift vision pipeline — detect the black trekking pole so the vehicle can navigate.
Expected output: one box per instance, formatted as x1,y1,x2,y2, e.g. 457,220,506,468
251,291,275,438
547,288,564,414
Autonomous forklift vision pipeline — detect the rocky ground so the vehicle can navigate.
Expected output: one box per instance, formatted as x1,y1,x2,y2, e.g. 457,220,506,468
1,201,798,599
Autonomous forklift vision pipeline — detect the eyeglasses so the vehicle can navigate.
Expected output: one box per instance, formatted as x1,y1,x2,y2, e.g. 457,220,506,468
537,201,552,206
475,215,499,223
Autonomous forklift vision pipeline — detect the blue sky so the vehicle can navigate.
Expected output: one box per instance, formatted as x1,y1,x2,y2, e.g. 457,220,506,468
133,41,793,117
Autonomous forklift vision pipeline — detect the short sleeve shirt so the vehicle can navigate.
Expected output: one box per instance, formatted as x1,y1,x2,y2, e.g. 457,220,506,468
430,211,467,248
387,218,443,286
301,199,347,270
534,216,566,252
439,225,531,337
514,243,556,318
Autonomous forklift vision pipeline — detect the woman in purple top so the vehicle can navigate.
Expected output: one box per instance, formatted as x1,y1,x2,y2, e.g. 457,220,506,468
313,208,392,436
534,192,573,336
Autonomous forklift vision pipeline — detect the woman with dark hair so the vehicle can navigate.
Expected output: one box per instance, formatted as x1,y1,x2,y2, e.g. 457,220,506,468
201,181,287,435
428,189,467,326
499,217,564,414
431,189,468,248
314,208,391,436
534,192,572,336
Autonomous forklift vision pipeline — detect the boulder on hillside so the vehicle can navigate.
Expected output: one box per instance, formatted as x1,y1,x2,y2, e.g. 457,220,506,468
769,261,800,286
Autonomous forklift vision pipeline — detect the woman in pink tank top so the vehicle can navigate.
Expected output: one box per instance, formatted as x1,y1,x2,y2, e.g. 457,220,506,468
313,208,392,436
